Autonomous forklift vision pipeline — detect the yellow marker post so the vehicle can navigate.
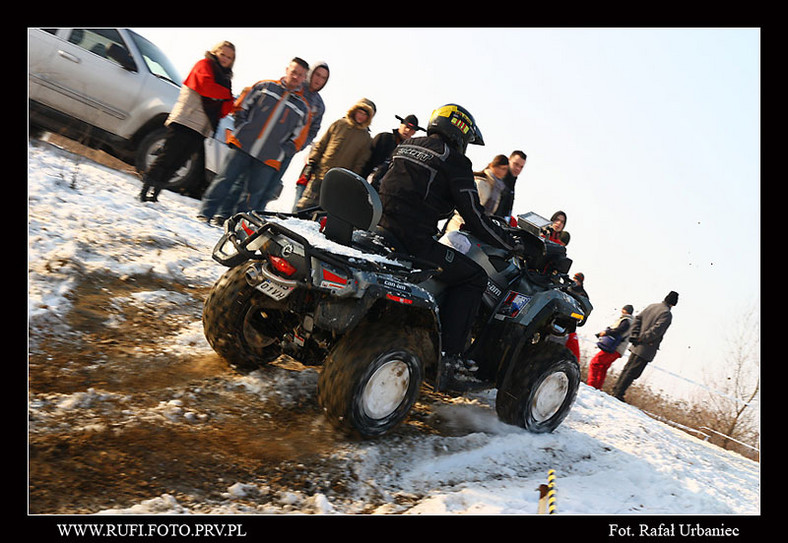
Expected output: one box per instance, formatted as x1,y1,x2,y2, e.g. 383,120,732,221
537,470,557,514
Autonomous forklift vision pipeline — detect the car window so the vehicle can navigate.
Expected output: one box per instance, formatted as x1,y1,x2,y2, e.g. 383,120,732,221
127,30,181,85
66,28,135,67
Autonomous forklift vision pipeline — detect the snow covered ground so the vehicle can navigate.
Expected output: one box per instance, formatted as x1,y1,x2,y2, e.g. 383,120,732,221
28,139,760,521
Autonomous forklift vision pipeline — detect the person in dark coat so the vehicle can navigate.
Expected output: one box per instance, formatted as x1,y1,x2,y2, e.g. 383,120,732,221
288,61,330,210
494,150,526,219
612,291,678,401
377,104,518,391
565,272,588,360
362,114,424,189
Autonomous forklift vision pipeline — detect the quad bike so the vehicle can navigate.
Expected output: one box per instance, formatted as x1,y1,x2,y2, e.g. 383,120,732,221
202,168,592,438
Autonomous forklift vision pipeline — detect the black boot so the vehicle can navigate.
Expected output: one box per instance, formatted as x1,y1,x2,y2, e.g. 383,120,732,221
139,182,161,202
436,355,489,393
140,174,161,202
139,184,151,202
148,185,162,202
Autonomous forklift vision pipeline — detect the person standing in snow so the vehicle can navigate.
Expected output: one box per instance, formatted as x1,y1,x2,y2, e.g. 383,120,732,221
564,272,588,361
295,98,377,210
288,61,330,211
197,57,311,224
613,291,678,401
443,153,510,233
299,62,330,155
475,154,513,216
494,150,526,220
362,114,424,190
139,41,235,202
587,305,634,389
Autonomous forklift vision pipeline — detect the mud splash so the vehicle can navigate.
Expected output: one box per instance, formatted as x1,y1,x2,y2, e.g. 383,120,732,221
28,272,346,514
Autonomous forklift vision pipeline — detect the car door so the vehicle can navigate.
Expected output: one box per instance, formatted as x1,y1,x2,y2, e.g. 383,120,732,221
29,28,145,137
28,29,59,102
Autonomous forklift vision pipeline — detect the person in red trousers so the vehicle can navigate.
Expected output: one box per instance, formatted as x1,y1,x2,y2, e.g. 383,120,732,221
587,305,634,389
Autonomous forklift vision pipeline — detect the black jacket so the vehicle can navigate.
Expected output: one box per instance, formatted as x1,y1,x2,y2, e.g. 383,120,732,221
494,171,517,217
362,129,402,178
378,134,515,254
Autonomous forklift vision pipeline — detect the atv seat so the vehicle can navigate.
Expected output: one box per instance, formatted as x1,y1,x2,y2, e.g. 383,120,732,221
320,168,383,246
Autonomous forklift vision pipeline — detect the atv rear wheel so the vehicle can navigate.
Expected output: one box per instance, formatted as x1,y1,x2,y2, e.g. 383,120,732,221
317,322,429,438
202,264,296,371
496,341,580,433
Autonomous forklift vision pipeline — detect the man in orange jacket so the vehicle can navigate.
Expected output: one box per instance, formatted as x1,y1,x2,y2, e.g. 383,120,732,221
198,57,310,224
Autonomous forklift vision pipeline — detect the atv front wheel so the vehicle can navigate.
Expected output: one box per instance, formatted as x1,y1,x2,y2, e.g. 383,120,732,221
317,323,429,438
496,342,580,433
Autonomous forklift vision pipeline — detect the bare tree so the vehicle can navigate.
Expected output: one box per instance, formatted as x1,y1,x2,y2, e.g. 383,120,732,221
701,305,760,457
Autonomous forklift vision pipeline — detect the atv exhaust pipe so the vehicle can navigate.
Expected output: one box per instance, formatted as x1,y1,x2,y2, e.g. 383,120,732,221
245,261,298,292
245,262,265,286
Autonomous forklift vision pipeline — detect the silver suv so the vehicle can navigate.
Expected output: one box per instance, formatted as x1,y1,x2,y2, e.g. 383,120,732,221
28,28,210,196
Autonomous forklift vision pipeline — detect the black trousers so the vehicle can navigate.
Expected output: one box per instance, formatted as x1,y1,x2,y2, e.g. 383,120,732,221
144,124,204,190
612,352,649,399
413,240,488,356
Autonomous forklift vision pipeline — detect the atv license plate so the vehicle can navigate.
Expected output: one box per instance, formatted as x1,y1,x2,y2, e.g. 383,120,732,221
255,279,294,301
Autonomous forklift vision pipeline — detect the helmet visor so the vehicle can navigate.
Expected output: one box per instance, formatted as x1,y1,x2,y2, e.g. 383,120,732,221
469,124,484,146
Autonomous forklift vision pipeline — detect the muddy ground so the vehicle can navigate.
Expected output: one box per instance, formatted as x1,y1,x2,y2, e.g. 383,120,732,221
27,264,466,516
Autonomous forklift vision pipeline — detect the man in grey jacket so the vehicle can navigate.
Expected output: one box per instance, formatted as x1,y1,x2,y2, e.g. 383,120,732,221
612,291,678,401
198,57,310,224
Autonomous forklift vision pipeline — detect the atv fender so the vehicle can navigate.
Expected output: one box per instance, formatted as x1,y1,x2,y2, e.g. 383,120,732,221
502,289,587,329
312,273,441,363
493,290,586,391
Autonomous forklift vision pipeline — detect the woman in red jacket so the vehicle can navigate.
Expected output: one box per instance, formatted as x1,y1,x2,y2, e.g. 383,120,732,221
139,41,235,202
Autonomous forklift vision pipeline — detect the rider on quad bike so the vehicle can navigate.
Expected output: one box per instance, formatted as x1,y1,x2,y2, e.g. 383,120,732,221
203,103,591,438
376,104,522,391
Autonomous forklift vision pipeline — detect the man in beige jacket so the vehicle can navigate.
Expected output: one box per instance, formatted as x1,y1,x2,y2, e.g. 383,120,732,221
295,98,376,210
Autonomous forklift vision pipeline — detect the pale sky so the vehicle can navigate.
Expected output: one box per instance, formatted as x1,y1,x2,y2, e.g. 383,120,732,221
133,27,761,401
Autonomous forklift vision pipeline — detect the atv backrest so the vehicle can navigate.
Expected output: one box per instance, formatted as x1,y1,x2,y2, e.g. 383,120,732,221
320,168,382,245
